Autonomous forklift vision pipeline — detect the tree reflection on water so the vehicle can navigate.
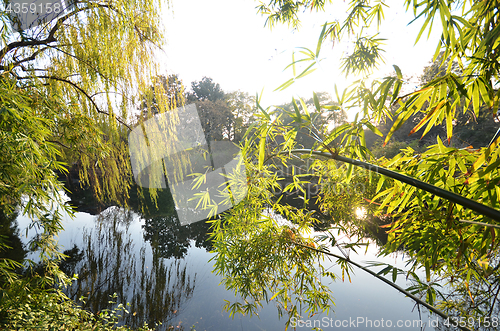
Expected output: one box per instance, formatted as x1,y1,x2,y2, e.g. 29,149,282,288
138,187,214,260
142,215,213,259
61,206,196,329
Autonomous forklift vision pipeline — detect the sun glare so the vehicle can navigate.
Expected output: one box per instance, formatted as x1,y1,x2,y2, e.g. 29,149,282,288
355,207,367,220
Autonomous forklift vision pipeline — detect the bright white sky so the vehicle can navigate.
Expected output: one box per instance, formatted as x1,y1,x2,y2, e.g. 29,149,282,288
162,0,442,110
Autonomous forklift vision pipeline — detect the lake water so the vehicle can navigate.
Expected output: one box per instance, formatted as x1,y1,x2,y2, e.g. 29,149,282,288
13,198,443,331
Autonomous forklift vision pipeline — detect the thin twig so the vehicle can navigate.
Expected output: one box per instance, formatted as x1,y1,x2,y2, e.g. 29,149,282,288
458,219,500,229
46,45,110,80
0,47,50,71
47,140,71,149
488,281,500,316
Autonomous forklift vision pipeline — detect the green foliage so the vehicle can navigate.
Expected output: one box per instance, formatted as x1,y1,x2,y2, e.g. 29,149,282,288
1,0,169,206
0,231,153,330
258,1,386,75
2,0,500,328
371,139,421,159
0,77,70,243
187,77,225,102
225,90,257,142
206,94,383,326
206,0,500,327
1,274,155,330
194,99,234,141
210,157,334,325
0,0,172,328
137,74,186,120
273,93,346,149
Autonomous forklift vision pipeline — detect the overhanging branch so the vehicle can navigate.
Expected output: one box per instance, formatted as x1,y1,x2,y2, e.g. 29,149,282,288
292,240,473,331
17,74,132,130
0,3,115,63
273,149,500,223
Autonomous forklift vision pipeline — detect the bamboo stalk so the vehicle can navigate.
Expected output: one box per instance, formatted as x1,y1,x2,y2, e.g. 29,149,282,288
281,149,500,223
292,241,473,331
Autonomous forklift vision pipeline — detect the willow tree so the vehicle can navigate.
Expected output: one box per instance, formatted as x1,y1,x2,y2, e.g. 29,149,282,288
0,0,179,225
0,0,172,328
207,0,500,328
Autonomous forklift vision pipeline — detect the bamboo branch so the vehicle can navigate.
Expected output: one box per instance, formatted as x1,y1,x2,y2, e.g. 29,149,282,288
47,140,71,149
276,149,500,223
458,219,500,229
292,240,473,331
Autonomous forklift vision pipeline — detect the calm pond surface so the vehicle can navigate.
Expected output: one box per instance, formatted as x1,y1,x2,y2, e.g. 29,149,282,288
13,192,442,331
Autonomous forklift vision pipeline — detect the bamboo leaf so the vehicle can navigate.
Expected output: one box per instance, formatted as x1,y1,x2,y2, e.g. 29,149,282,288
393,64,402,80
371,188,391,204
274,78,295,92
472,82,480,116
384,106,417,146
364,121,383,137
256,93,271,121
322,123,352,147
477,77,491,107
316,23,327,57
445,103,453,144
376,176,385,192
269,291,280,301
296,63,317,79
346,163,353,183
298,97,310,119
470,132,500,174
258,130,266,170
292,97,302,123
415,13,432,44
437,135,446,153
409,100,445,136
313,92,321,111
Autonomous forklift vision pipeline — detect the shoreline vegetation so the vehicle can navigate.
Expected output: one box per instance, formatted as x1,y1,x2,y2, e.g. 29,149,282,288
2,0,500,330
